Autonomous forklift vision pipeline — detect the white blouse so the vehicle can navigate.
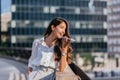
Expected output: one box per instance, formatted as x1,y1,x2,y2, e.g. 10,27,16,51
28,37,56,69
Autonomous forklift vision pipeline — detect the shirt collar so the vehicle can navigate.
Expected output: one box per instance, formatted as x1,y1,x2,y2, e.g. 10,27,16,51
41,37,54,49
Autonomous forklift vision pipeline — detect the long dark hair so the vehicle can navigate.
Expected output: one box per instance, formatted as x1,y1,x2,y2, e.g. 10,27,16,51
44,17,73,63
44,17,69,37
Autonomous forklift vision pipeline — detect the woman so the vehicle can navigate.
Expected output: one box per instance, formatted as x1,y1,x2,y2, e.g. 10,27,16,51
28,17,73,80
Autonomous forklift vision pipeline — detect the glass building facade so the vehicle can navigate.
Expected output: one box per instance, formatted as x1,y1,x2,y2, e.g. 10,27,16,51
9,0,107,53
108,0,120,54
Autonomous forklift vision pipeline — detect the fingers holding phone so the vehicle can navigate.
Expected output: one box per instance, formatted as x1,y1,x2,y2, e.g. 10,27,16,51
60,36,70,53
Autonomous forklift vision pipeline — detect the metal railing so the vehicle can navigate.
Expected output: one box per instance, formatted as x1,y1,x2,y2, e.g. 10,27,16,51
0,47,31,59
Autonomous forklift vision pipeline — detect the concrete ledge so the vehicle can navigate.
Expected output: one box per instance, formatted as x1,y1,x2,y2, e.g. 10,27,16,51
0,55,28,64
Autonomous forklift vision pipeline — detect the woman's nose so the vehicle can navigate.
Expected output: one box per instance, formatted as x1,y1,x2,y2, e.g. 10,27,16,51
62,30,65,35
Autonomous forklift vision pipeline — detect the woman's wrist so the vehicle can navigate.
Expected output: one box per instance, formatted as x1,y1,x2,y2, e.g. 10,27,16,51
62,52,67,56
60,47,67,56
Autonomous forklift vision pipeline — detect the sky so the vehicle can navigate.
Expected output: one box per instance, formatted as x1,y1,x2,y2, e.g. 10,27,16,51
1,0,11,14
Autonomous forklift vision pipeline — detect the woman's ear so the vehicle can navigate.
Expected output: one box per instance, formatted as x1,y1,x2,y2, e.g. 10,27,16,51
51,25,55,31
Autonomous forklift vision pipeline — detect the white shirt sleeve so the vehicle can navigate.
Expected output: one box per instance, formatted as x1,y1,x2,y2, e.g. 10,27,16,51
28,39,39,68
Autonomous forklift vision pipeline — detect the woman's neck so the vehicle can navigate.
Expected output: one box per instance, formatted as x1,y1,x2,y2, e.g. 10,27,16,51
44,34,57,47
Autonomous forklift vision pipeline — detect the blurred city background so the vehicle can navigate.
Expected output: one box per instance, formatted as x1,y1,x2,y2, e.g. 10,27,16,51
1,0,120,80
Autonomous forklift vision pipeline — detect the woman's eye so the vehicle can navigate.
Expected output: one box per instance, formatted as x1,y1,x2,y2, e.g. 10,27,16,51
61,26,65,29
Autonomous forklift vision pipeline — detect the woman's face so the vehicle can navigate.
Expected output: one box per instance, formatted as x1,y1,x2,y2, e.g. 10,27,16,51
52,22,66,39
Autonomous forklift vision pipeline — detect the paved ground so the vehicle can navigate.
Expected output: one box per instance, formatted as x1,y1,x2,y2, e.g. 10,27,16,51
1,56,120,80
0,57,28,80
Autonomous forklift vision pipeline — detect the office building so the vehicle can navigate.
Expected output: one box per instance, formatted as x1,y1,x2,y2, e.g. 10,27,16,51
108,0,120,54
9,0,107,53
1,13,11,47
1,0,11,47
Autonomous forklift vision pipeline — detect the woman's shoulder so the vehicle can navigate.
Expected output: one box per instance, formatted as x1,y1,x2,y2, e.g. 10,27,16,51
32,37,44,46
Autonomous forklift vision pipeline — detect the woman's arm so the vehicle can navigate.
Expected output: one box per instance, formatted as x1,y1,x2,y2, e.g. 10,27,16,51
27,39,38,74
59,52,67,72
59,36,70,72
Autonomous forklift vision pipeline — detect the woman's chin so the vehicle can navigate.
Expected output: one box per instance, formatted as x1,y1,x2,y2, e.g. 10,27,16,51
57,36,62,39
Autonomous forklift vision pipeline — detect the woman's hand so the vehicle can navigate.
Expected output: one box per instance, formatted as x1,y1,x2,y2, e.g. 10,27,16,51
27,67,33,75
60,36,70,55
59,36,70,72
